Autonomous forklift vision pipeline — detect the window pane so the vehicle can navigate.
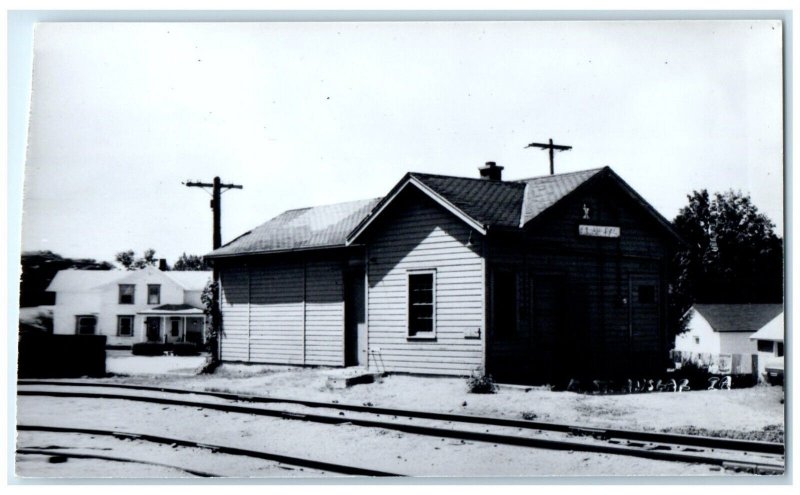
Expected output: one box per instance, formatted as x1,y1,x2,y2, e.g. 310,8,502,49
408,273,434,336
757,340,773,353
119,285,135,304
118,316,133,336
148,285,161,304
77,316,97,335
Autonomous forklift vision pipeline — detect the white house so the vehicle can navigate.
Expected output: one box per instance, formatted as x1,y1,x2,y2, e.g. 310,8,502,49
750,312,785,381
674,304,783,375
47,268,211,347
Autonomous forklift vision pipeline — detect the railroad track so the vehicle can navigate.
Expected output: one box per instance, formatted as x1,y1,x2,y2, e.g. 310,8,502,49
17,424,399,477
17,380,785,475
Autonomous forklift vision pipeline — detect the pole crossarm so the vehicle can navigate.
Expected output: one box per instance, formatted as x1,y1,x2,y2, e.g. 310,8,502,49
524,138,572,175
525,142,572,151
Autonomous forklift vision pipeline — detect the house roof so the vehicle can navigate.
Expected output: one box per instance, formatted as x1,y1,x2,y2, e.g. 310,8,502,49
138,303,204,315
46,268,210,292
750,312,785,342
519,168,605,225
207,166,679,258
206,198,382,258
692,304,784,333
46,269,125,292
164,271,211,291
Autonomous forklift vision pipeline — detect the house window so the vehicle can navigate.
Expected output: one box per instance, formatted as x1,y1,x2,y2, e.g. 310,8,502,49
777,342,784,357
148,284,161,305
694,336,700,345
408,271,435,338
76,315,97,335
493,269,518,339
638,285,656,304
117,315,134,337
119,284,135,304
757,340,773,353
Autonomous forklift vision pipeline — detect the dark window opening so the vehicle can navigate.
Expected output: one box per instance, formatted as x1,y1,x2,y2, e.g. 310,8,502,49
408,272,435,337
493,270,518,339
76,316,97,335
638,285,656,304
119,284,135,304
148,284,161,305
117,315,134,337
777,342,784,357
757,340,773,353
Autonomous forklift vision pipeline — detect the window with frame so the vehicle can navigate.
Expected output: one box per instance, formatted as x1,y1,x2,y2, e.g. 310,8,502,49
76,315,97,335
408,271,435,338
119,284,135,304
148,284,161,305
777,342,784,357
117,315,135,337
493,269,518,340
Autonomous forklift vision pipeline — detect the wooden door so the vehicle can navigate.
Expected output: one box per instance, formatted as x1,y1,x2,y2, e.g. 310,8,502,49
145,317,161,342
628,273,661,373
344,268,367,366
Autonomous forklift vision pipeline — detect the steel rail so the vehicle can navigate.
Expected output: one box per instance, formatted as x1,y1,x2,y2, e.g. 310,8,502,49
17,448,218,477
17,424,400,477
18,379,785,455
18,388,784,472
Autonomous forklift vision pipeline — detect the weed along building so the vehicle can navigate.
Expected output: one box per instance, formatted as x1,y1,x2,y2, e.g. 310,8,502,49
206,164,681,385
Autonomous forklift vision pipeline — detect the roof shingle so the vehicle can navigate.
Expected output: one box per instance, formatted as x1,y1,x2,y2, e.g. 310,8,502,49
207,166,672,258
693,304,784,333
208,197,381,258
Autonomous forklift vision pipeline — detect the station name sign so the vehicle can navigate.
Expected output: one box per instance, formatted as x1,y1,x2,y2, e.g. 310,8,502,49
579,224,621,238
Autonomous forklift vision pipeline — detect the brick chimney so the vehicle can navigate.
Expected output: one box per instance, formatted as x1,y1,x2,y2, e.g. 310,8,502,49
158,259,168,271
478,161,504,181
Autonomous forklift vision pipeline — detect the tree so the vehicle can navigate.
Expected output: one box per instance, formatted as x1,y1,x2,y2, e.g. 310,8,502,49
670,189,783,334
172,253,209,271
115,249,159,270
19,251,114,307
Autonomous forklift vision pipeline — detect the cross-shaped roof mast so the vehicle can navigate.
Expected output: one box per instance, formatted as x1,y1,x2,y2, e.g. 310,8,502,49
525,138,572,175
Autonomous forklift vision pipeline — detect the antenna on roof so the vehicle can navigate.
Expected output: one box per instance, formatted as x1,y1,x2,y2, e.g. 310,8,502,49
525,138,572,175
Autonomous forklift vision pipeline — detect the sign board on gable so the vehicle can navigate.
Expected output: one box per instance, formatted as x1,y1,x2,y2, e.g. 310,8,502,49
579,224,621,238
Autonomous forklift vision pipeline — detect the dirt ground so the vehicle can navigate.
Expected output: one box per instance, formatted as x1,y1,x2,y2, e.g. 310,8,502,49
98,357,785,442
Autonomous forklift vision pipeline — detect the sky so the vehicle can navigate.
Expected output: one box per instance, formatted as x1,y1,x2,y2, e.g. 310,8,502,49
18,20,784,265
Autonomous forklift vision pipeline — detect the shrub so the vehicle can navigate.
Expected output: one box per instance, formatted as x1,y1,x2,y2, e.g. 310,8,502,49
131,342,167,356
467,372,498,394
172,342,201,356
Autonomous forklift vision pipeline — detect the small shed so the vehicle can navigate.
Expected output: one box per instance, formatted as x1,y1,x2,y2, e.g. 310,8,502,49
674,304,784,375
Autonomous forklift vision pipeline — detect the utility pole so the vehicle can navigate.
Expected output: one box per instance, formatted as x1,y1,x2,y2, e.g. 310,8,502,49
185,177,243,365
525,138,572,175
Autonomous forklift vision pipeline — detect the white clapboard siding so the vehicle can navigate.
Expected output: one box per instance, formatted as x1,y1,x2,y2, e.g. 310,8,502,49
219,258,346,366
304,260,345,366
367,194,484,376
219,266,250,362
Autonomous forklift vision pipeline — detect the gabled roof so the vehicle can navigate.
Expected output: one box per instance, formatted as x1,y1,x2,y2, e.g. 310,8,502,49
207,166,680,258
206,198,382,258
408,173,528,229
750,313,785,342
692,304,784,333
46,269,125,292
519,168,605,225
46,268,210,292
164,271,212,291
348,166,680,244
